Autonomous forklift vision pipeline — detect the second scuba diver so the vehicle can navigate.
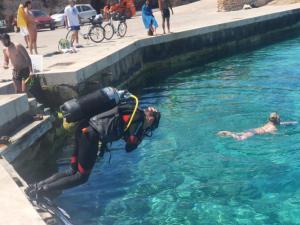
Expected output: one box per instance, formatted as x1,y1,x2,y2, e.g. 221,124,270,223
26,87,161,198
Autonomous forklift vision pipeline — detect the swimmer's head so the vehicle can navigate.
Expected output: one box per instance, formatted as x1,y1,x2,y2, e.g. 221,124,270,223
269,112,280,125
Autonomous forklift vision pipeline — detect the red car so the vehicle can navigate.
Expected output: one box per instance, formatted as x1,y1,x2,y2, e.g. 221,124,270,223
32,10,55,30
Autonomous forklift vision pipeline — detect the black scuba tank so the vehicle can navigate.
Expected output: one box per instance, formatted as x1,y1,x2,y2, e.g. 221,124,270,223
60,87,128,123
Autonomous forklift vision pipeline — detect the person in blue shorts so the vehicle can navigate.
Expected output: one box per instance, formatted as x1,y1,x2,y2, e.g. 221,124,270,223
64,0,81,48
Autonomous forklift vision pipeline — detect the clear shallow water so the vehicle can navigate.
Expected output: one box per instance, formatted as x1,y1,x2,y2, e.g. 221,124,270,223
57,37,300,225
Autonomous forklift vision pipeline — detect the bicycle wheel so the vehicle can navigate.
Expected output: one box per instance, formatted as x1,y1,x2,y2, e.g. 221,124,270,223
89,25,105,43
104,24,114,40
65,29,73,43
117,22,127,37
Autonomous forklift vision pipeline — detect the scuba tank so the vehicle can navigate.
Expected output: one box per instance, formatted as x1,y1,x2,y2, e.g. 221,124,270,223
60,87,131,123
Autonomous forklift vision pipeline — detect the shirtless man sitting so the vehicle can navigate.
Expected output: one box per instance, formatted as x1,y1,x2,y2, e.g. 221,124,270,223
1,33,33,93
218,112,297,141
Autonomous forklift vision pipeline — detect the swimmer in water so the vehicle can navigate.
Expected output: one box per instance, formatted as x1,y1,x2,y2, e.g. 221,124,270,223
218,112,297,141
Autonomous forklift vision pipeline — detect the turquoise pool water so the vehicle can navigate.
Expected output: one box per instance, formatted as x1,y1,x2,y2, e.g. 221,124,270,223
57,36,300,225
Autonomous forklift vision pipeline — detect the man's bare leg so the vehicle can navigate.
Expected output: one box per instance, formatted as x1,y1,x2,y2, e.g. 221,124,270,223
162,18,166,34
71,31,76,47
29,38,33,54
33,32,38,54
24,35,29,48
21,80,26,93
167,17,170,33
13,79,22,93
74,31,79,46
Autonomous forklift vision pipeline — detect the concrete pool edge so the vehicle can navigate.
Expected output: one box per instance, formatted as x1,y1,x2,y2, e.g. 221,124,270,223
38,6,300,105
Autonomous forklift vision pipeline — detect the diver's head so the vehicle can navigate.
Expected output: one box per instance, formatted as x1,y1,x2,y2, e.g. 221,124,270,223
269,112,280,125
0,33,11,48
143,107,161,135
146,0,150,5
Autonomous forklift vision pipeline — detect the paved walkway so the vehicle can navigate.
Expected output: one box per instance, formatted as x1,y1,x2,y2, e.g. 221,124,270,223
1,1,300,224
0,161,46,225
1,0,300,81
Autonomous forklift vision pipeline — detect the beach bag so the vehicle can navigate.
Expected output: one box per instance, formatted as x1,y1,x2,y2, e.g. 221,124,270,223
58,38,71,53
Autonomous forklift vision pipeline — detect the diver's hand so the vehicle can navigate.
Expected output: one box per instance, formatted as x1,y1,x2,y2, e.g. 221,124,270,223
147,107,157,112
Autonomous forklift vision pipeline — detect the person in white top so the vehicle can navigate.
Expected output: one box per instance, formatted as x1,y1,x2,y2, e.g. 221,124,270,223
64,0,81,48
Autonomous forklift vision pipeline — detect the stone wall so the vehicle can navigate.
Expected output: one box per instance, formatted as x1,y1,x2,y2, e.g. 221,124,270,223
217,0,272,11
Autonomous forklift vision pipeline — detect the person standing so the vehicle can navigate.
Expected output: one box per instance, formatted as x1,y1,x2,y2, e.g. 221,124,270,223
23,1,38,54
17,3,30,49
142,0,158,36
64,0,81,48
1,33,33,93
158,0,173,34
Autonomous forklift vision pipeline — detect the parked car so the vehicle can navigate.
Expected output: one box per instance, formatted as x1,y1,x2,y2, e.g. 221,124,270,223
51,4,97,27
0,19,7,33
32,10,55,30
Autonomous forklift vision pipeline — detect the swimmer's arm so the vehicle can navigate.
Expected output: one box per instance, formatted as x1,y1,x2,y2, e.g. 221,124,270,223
18,44,33,74
3,49,9,69
280,121,298,126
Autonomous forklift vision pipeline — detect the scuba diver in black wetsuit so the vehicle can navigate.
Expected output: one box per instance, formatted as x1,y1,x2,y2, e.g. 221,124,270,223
26,87,161,198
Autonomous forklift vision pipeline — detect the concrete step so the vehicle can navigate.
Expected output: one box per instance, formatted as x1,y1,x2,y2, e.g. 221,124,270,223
0,81,14,95
0,115,53,163
28,97,51,116
0,94,31,136
28,97,45,115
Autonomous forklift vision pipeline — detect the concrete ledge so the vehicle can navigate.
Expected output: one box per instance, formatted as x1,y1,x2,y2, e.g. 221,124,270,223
0,115,53,163
0,94,29,128
39,7,300,88
0,81,14,95
0,160,46,225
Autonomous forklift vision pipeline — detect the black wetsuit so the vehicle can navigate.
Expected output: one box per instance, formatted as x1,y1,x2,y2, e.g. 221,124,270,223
38,103,145,193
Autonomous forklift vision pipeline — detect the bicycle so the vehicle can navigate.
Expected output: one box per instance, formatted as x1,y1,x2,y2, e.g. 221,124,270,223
103,12,127,40
66,16,105,44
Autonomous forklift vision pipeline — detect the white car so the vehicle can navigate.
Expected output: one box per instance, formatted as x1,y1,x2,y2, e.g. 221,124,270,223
51,4,97,27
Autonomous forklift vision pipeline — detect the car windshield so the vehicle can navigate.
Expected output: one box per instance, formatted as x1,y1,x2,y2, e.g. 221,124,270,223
32,10,47,17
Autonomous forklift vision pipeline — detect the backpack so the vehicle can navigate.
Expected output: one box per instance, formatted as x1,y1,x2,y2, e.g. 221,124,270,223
89,106,124,143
